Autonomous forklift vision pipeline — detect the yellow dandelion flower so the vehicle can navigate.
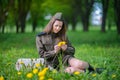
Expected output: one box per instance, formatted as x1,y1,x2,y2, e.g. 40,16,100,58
38,67,48,77
43,67,48,71
38,71,45,77
92,73,97,77
33,68,38,74
58,42,62,46
112,74,116,78
74,71,80,75
19,61,24,64
0,76,4,80
61,42,66,45
17,71,22,75
39,76,45,80
48,78,53,80
35,63,40,68
58,41,66,46
26,73,33,78
52,69,57,73
43,68,48,74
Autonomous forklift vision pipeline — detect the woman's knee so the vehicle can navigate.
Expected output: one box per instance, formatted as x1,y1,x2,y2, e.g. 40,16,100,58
65,67,75,73
69,58,89,69
65,67,85,74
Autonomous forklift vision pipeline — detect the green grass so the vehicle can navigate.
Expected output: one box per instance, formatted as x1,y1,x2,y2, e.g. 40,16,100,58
0,30,120,80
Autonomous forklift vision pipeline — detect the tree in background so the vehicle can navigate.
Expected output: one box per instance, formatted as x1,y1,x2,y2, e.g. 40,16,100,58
101,0,109,32
41,0,73,28
41,0,95,32
7,0,31,33
107,0,115,30
30,0,44,32
0,0,120,34
16,0,31,33
67,0,80,31
114,0,120,35
0,0,10,33
78,0,94,31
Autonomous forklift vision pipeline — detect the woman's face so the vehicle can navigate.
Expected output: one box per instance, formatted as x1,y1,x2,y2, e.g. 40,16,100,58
52,20,63,33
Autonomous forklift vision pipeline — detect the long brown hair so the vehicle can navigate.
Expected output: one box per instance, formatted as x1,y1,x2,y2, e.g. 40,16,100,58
43,13,67,41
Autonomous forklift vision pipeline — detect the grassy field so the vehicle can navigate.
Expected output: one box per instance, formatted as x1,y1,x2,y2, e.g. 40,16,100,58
0,30,120,80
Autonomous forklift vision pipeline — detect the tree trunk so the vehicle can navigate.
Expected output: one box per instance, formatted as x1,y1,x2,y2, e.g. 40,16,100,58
32,19,37,32
108,19,111,30
83,20,89,31
116,20,120,34
114,0,120,35
101,13,106,32
21,18,26,33
15,20,19,33
71,15,77,31
17,0,31,33
81,11,89,32
71,23,76,31
79,0,94,32
2,25,5,33
101,0,109,32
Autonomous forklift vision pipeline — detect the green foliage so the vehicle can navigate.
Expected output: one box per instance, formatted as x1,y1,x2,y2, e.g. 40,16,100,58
41,0,72,15
0,30,120,80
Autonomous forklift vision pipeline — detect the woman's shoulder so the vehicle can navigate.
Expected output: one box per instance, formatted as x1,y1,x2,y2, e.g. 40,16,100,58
36,32,47,37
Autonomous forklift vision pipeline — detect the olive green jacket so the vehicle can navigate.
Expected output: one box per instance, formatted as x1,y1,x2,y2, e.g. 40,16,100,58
36,32,75,69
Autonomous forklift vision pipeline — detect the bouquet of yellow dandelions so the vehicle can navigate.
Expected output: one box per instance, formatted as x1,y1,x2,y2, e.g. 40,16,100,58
57,41,66,47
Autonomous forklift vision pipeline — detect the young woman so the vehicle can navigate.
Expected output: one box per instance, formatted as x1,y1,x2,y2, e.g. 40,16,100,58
36,12,95,73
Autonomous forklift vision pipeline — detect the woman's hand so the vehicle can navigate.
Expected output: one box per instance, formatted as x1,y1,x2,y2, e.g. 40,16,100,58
61,44,67,51
54,45,61,53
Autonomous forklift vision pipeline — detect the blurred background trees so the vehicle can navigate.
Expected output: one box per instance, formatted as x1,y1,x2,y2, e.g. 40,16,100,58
0,0,120,34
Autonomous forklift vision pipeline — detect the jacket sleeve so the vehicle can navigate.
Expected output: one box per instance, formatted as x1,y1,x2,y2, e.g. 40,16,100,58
63,37,75,56
36,36,56,59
